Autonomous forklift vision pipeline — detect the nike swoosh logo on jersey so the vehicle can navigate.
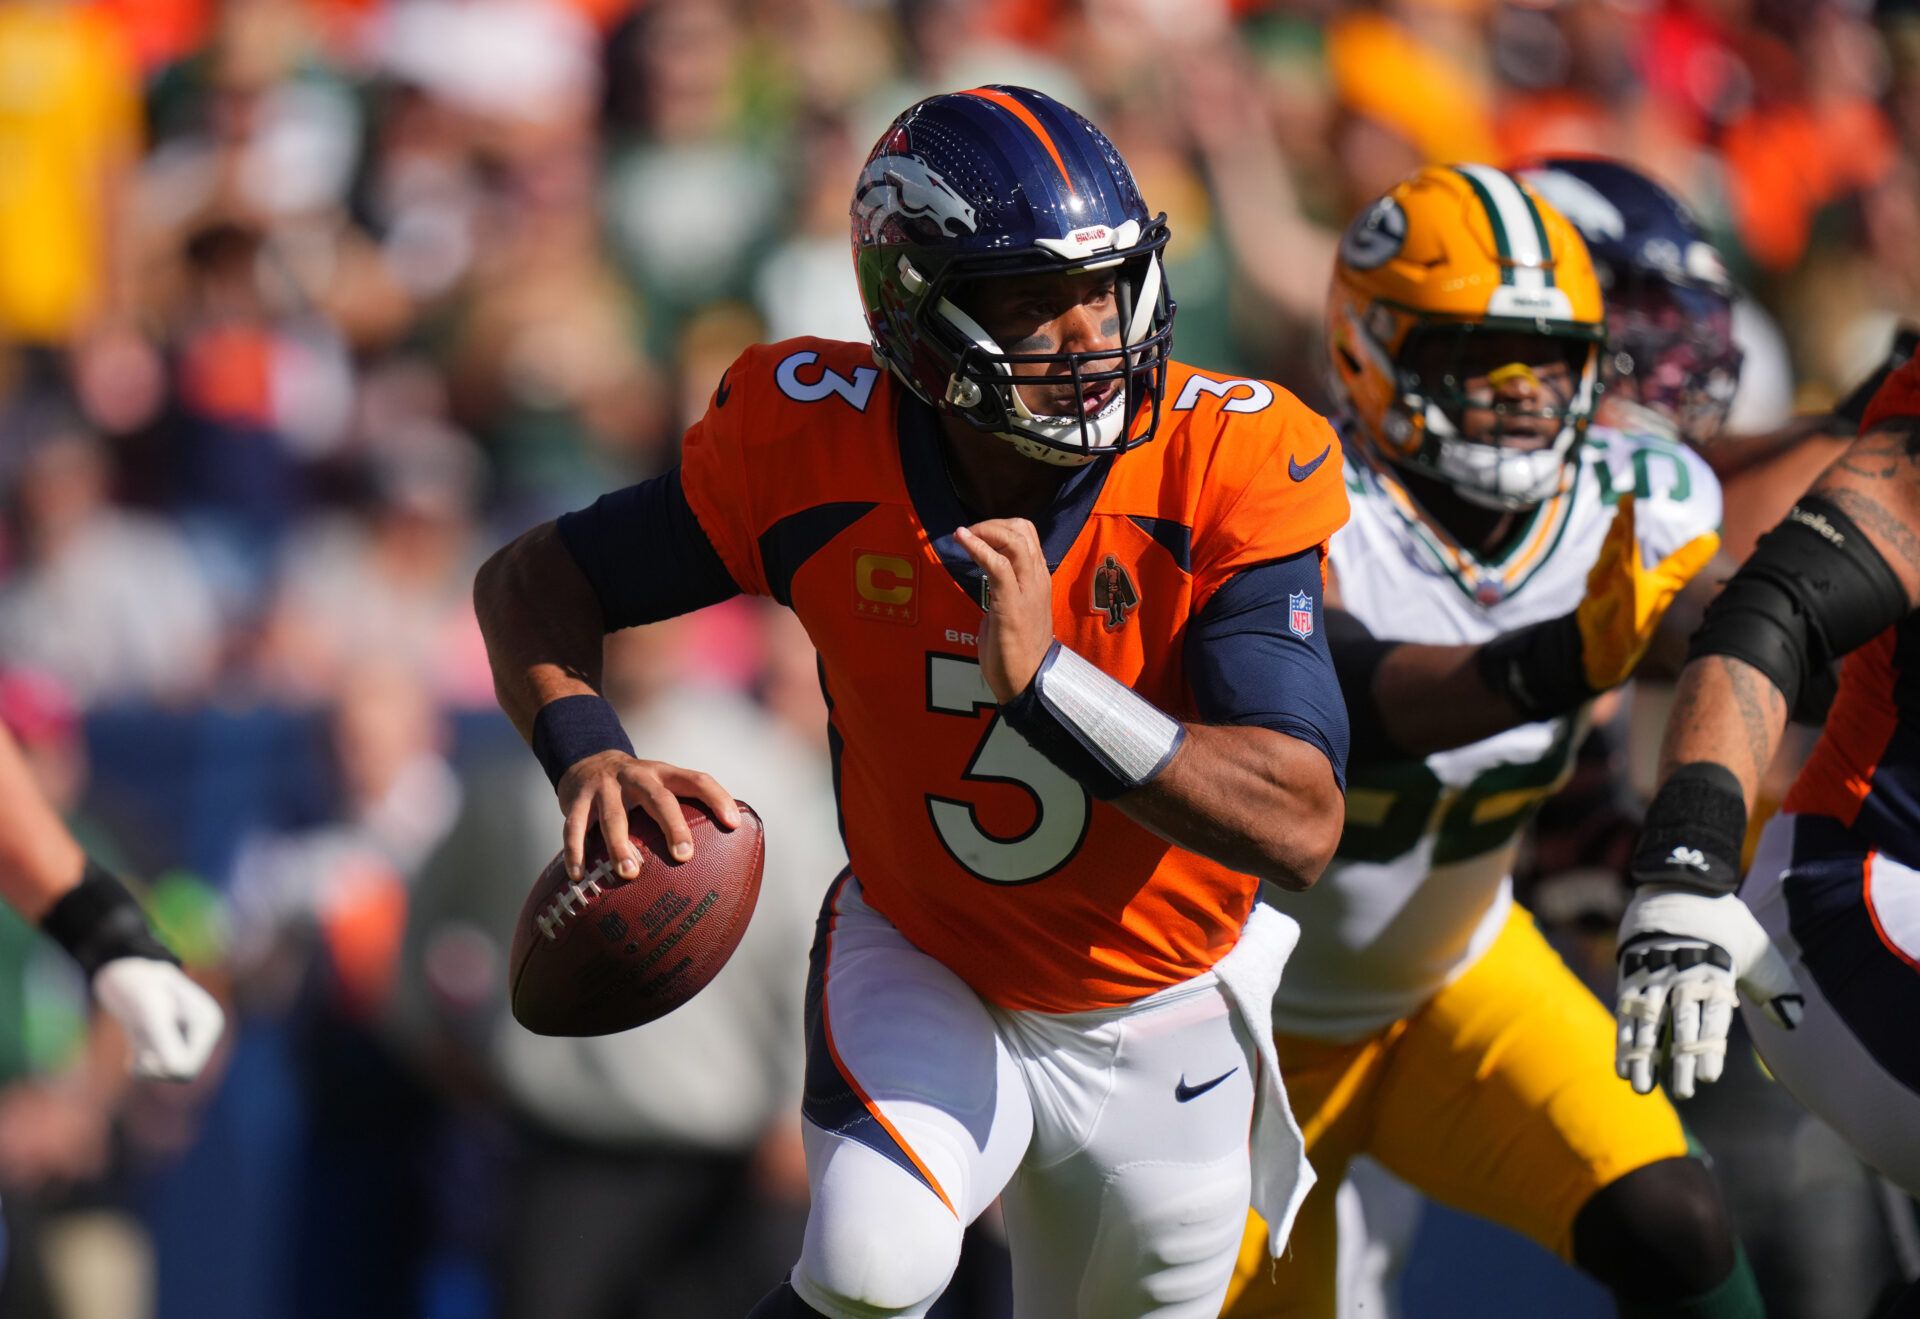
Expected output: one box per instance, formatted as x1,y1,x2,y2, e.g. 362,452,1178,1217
1174,1067,1239,1102
714,369,732,408
1289,445,1331,481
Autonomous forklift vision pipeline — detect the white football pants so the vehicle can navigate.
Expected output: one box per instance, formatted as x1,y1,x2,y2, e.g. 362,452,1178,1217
791,874,1293,1318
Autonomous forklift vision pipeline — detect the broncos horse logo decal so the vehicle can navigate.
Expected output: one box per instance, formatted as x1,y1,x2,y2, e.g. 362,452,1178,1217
854,155,979,241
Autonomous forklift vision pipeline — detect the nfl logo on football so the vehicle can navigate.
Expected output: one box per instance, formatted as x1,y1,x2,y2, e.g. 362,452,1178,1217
1288,591,1313,640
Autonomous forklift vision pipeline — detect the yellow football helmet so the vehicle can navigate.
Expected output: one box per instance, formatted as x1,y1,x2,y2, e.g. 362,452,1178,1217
1327,164,1606,510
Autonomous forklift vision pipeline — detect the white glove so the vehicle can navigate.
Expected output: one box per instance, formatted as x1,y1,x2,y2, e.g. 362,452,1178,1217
93,958,226,1082
1614,887,1804,1100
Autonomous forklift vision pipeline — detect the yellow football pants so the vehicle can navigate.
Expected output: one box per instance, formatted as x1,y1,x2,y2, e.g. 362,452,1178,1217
1224,905,1690,1318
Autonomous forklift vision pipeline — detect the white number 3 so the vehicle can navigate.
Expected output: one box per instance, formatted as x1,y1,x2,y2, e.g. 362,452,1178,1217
776,350,881,412
1172,375,1274,414
925,654,1089,885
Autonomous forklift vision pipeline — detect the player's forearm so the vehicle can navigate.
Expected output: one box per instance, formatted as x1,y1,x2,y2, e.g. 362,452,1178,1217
1627,654,1791,897
1655,420,1920,802
1657,656,1788,808
1118,724,1342,891
1700,412,1848,481
1348,595,1694,761
1372,554,1722,745
473,522,610,740
0,727,87,922
1363,641,1533,756
1331,602,1583,759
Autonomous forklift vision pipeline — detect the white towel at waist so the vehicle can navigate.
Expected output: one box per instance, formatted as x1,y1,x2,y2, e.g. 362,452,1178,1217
1210,901,1314,1257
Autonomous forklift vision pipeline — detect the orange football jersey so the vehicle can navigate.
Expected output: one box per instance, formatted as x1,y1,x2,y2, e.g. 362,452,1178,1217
680,338,1348,1012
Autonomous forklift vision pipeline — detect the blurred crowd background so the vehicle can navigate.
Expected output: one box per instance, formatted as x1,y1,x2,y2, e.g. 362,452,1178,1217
1,0,1918,1315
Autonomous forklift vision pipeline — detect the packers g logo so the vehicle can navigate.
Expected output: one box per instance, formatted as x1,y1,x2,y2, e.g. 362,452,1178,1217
1340,197,1407,271
854,551,916,624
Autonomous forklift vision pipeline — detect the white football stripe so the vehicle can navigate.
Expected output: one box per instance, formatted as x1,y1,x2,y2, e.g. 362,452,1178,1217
1458,163,1547,291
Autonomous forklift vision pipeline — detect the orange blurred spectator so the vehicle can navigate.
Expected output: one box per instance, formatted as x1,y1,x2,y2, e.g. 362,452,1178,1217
1641,1,1898,272
226,660,458,1019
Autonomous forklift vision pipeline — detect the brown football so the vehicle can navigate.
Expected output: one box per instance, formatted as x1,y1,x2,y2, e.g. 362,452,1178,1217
509,799,765,1036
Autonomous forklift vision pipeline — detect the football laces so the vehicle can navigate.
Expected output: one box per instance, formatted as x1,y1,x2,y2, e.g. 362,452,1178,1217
535,856,616,942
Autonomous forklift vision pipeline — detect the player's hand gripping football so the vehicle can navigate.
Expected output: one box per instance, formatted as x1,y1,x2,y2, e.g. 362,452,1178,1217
955,518,1058,704
556,752,740,881
1576,496,1720,691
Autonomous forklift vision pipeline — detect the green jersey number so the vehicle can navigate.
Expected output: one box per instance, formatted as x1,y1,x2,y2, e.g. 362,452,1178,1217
1337,720,1580,867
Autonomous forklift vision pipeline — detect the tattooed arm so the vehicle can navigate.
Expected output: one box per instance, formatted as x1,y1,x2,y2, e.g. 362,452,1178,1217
1654,417,1920,808
1656,657,1789,807
1615,417,1920,1099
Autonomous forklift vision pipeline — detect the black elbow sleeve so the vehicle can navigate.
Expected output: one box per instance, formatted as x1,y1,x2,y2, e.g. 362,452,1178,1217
1687,495,1908,709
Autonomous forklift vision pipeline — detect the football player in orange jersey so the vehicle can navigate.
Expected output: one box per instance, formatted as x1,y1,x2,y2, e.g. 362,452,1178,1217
474,87,1352,1315
1615,356,1920,1319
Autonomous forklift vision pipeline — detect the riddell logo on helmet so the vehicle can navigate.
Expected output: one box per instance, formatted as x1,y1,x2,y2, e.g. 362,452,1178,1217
1069,226,1110,245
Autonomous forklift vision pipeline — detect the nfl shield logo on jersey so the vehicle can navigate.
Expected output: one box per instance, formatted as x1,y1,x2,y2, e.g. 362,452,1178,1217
1288,591,1313,639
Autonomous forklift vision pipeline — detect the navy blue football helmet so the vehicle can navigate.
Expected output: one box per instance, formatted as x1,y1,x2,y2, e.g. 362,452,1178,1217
852,86,1174,466
1517,156,1743,444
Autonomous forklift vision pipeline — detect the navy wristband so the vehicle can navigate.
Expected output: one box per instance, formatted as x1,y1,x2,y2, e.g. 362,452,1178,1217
531,695,635,787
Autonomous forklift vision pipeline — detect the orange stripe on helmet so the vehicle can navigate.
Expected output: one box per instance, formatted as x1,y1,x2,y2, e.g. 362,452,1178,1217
961,87,1078,198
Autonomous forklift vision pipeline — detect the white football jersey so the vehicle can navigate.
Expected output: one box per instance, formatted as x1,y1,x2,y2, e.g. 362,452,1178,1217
1268,422,1721,1041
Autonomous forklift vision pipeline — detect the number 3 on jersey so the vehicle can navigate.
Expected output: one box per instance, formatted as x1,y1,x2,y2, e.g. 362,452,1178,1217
924,654,1090,884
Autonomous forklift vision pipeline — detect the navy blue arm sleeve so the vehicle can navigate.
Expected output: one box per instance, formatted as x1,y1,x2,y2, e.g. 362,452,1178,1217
553,467,742,630
1185,550,1350,792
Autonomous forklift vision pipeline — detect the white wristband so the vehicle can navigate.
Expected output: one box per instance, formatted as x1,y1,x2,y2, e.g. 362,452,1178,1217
1001,641,1185,799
